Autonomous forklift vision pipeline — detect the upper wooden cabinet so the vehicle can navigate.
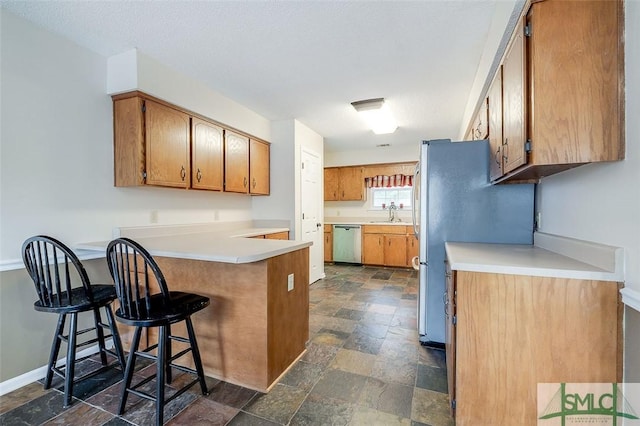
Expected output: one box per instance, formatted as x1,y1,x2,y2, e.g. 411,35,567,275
475,0,624,183
191,117,223,191
324,166,365,201
471,98,488,141
250,139,270,195
501,17,527,176
487,69,503,182
223,133,271,195
113,91,270,195
224,131,249,193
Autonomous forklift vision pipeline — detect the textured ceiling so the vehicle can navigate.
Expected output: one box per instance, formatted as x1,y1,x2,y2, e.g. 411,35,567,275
1,1,520,153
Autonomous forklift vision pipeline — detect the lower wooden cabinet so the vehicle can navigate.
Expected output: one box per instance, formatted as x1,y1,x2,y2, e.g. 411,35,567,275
447,267,622,425
324,225,333,262
362,225,410,267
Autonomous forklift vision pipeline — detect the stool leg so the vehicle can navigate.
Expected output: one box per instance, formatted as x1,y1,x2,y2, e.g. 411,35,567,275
185,317,208,395
44,314,66,389
63,312,78,408
156,325,167,426
92,308,108,366
165,324,172,384
118,326,142,415
104,305,125,370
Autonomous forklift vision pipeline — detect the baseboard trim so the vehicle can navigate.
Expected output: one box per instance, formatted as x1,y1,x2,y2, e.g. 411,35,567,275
0,341,109,396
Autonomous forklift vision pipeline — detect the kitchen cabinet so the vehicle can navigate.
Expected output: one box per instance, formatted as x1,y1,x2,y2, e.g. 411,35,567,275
113,91,270,194
324,225,333,262
362,225,407,267
324,167,365,201
191,117,223,191
501,16,527,175
114,95,191,188
249,139,270,195
224,131,249,193
447,268,622,424
471,98,488,140
405,228,419,268
265,231,289,240
477,0,624,183
487,69,503,182
444,261,456,417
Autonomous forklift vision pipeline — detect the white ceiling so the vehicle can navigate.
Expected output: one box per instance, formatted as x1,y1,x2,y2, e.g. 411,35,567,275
1,0,522,153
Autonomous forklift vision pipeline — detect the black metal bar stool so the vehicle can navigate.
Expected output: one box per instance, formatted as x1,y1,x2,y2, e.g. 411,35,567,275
106,237,210,426
21,235,126,407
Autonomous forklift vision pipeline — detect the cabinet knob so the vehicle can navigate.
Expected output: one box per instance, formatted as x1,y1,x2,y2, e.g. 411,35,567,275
243,177,248,188
503,138,509,161
252,177,256,188
495,148,501,166
196,168,202,182
180,166,186,181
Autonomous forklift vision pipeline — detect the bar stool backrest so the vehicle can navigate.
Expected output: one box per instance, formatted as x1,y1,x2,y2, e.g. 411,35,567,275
22,235,94,308
106,237,171,320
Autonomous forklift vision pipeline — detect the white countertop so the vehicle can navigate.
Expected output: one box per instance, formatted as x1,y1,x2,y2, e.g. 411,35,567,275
445,233,623,282
325,217,410,226
76,224,311,264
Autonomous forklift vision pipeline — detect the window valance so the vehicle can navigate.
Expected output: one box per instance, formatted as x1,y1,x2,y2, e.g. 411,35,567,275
365,174,413,188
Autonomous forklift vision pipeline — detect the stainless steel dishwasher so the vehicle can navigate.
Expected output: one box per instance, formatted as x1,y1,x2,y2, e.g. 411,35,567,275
332,225,362,264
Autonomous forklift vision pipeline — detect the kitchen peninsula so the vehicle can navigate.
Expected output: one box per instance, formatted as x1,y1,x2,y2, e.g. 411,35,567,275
77,222,311,392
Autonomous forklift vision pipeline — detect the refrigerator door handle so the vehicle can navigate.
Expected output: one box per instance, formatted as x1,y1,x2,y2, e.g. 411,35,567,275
412,162,420,239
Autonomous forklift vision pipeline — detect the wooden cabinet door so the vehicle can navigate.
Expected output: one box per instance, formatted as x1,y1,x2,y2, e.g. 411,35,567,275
144,100,190,188
362,234,384,265
324,231,332,262
191,117,223,191
488,68,504,181
339,167,364,201
502,17,527,175
384,235,407,267
472,98,488,140
406,233,419,268
444,261,456,417
224,131,249,193
324,168,340,201
249,139,270,195
113,96,145,187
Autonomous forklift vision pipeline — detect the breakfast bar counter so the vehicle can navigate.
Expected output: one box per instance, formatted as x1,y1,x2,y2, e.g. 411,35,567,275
77,222,311,392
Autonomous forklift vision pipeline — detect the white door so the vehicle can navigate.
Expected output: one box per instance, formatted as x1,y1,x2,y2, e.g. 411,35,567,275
301,148,323,283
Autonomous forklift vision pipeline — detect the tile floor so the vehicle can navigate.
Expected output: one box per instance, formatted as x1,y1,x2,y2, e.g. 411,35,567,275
0,264,453,426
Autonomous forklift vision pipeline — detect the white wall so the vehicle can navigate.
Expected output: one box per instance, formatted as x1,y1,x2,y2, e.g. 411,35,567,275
324,144,418,167
536,1,640,382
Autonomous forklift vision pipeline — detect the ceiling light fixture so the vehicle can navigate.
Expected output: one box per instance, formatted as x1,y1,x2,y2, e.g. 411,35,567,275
351,98,398,135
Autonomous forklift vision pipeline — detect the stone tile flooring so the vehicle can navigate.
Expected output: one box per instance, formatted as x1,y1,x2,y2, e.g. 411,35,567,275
0,264,453,425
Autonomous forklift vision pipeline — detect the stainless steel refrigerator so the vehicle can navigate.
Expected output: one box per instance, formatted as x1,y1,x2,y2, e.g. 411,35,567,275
411,139,534,345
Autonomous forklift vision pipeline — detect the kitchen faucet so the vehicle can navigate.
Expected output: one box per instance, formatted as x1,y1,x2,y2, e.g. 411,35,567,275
388,201,398,222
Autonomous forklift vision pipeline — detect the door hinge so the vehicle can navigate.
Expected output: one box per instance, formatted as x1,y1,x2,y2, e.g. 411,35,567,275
524,22,532,37
301,162,305,169
452,315,457,326
525,139,532,153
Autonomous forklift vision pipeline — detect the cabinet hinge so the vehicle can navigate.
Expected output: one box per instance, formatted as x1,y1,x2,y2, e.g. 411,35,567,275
301,162,305,169
452,399,456,410
525,139,532,153
141,102,146,113
142,171,147,181
524,22,532,37
452,315,457,326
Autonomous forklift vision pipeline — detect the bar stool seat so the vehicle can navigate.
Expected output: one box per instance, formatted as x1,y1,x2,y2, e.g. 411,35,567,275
22,235,126,408
106,237,210,426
